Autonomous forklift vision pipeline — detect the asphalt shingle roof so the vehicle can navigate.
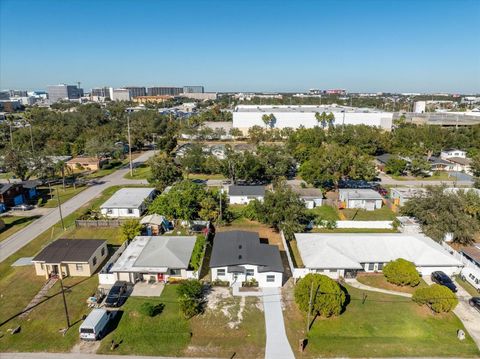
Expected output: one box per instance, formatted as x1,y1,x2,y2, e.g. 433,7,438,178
210,231,284,273
228,185,265,197
32,239,105,263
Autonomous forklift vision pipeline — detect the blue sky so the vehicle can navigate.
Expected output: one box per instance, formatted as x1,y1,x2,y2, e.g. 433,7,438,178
1,0,479,93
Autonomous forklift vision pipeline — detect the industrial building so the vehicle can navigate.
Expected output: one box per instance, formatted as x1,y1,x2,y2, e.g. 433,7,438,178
47,84,83,103
232,105,394,134
147,87,183,96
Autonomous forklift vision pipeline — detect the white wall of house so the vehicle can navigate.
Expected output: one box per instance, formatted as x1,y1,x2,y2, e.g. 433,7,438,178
345,199,383,211
303,198,323,209
228,195,264,205
211,264,282,287
114,268,189,283
101,207,142,218
441,150,467,159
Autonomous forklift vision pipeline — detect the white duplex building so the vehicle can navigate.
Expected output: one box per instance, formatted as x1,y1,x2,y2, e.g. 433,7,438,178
294,233,463,279
210,231,284,287
100,187,156,218
228,185,265,205
339,188,383,211
232,105,394,134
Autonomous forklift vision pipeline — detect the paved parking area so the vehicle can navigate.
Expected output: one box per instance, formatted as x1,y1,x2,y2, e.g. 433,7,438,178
131,281,164,297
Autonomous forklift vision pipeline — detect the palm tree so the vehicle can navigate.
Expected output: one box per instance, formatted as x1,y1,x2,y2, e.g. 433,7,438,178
261,113,275,129
326,112,335,128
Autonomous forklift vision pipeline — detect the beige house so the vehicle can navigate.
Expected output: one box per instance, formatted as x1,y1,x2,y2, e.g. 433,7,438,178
32,239,107,279
66,156,106,171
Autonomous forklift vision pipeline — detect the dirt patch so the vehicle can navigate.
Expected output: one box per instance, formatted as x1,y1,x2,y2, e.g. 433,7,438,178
71,340,101,354
217,225,284,250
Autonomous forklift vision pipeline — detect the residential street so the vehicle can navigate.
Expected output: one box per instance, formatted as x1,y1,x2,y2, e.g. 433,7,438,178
0,151,153,263
377,173,473,187
262,287,295,359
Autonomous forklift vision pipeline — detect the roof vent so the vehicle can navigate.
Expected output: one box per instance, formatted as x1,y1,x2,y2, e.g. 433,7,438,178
238,245,242,249
238,255,242,260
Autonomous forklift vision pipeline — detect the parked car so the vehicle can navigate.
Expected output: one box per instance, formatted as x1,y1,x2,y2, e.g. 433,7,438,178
431,271,457,292
11,204,34,211
104,281,128,307
79,308,112,340
469,297,480,312
460,267,480,293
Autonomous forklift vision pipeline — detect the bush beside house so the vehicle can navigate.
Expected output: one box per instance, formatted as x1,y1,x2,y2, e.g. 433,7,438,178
412,284,458,313
383,258,420,287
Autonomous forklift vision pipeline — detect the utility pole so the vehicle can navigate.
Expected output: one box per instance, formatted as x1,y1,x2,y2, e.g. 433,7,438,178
56,187,65,231
306,281,314,334
219,188,223,223
127,113,133,177
28,123,34,152
59,278,71,329
9,120,13,147
152,134,157,156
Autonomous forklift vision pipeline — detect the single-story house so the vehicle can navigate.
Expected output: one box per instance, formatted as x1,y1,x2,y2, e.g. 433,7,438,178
210,231,284,287
20,180,41,201
32,239,107,279
427,156,454,172
375,153,392,172
66,156,106,171
0,183,25,212
338,188,383,211
100,187,156,218
110,235,197,283
390,187,427,207
291,186,324,209
140,214,171,235
228,185,265,205
445,157,472,174
460,244,480,269
441,148,467,160
294,233,463,279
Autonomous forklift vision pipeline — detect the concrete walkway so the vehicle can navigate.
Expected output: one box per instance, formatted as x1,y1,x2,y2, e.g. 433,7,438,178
261,287,295,359
345,278,412,298
0,151,153,263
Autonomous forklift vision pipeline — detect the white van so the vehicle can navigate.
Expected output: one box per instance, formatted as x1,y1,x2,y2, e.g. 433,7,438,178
79,309,112,341
460,267,480,293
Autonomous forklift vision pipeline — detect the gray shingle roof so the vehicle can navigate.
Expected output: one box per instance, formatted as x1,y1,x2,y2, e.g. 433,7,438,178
228,185,265,197
210,231,284,273
32,239,105,263
100,188,156,209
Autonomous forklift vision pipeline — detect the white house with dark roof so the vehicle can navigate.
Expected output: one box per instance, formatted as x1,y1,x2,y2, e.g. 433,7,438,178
210,231,284,287
100,187,156,218
294,233,463,279
228,185,265,205
390,187,427,207
110,235,197,283
339,188,383,210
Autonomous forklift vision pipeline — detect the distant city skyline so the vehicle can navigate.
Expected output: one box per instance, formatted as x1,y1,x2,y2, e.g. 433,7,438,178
1,0,479,93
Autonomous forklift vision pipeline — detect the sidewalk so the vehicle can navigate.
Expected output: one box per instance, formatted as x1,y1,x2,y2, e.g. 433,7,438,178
344,278,412,298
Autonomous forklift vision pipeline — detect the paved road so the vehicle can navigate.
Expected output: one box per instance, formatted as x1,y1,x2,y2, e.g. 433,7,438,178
0,151,153,263
262,287,295,359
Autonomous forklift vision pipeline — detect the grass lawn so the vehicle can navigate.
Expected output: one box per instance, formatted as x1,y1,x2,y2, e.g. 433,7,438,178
356,273,429,294
455,276,479,297
0,276,99,352
288,239,304,268
98,285,191,356
391,171,454,181
188,290,265,358
340,206,396,221
308,205,340,221
0,216,40,242
0,172,14,179
123,163,152,180
187,173,226,180
284,284,480,358
228,204,263,227
37,184,86,208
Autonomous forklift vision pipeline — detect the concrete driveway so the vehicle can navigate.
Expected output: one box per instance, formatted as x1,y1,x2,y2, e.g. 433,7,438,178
423,276,480,349
262,287,295,359
0,151,154,263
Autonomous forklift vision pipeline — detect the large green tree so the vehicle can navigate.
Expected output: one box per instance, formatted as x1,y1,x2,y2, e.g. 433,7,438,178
147,153,182,189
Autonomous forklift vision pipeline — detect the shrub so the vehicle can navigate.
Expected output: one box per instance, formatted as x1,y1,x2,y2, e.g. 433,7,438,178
412,284,458,313
211,279,229,287
121,219,141,242
139,302,165,317
242,278,258,287
176,279,204,318
383,258,420,287
294,273,346,317
189,235,206,271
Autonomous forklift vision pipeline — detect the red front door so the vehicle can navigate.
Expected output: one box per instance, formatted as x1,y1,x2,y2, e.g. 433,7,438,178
157,273,164,282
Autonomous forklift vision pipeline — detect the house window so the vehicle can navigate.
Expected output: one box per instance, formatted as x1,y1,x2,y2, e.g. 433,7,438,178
76,264,83,271
378,263,384,270
329,269,337,273
40,263,45,270
127,209,133,214
106,209,113,214
92,256,97,266
169,269,181,276
316,269,324,273
266,275,275,282
368,263,375,271
246,269,254,276
101,247,105,256
217,269,226,276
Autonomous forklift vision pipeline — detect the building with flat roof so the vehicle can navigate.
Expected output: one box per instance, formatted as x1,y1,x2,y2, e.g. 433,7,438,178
100,188,156,218
132,95,173,104
339,188,383,211
47,84,83,103
147,87,183,96
125,86,147,98
232,105,393,134
183,86,204,93
294,233,463,279
110,88,131,101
